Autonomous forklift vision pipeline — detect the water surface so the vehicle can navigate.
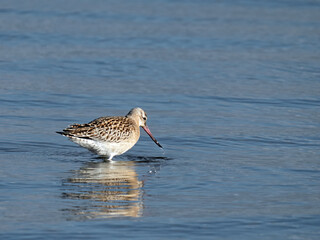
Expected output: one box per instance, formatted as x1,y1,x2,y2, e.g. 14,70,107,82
0,0,320,239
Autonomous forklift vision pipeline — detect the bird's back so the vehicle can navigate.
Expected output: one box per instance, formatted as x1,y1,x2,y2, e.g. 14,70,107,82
59,116,139,143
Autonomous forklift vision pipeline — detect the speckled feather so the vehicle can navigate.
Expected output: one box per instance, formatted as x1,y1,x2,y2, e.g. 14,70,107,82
61,116,138,143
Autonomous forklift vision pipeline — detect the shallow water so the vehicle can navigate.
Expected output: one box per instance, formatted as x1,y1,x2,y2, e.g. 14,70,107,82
1,0,320,239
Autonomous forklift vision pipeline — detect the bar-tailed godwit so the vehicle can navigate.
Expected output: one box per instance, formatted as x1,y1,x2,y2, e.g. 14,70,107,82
57,107,162,160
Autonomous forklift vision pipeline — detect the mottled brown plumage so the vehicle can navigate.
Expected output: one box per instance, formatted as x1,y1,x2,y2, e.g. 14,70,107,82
62,117,137,142
57,108,162,160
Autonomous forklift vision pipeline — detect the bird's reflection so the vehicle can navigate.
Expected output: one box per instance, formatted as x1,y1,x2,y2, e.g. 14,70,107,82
62,160,143,219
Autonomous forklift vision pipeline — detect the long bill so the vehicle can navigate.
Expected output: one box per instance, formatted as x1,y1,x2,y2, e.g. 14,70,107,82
142,125,163,148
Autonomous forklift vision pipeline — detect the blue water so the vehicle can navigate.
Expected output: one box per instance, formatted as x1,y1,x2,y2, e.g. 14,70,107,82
1,0,320,239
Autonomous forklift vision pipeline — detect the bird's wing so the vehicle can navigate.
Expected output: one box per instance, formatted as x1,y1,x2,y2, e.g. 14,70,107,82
60,116,136,142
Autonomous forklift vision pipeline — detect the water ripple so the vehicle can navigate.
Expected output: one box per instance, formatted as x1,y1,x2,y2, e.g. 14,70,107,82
193,95,320,108
164,136,320,150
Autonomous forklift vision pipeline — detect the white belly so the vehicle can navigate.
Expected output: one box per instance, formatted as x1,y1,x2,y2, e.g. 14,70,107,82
69,137,138,160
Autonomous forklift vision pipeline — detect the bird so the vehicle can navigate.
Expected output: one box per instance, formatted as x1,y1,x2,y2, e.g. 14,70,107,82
57,107,162,160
